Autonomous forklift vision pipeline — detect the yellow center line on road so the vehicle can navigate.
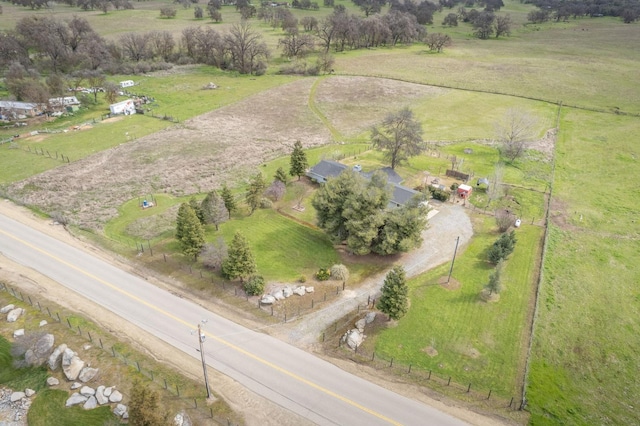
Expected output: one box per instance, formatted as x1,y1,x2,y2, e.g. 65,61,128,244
0,228,402,426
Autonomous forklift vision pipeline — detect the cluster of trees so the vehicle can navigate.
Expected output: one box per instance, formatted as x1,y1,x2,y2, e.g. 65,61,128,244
484,230,517,295
312,170,429,255
525,0,640,23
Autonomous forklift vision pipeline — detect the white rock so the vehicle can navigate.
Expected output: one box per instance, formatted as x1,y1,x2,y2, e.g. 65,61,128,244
80,386,95,396
103,386,113,397
345,329,364,349
78,367,98,383
65,393,88,407
260,295,276,305
13,329,24,338
95,386,108,405
7,308,24,322
305,286,315,293
83,396,97,410
365,312,376,324
46,377,60,386
10,392,25,402
293,286,306,296
62,348,75,366
109,390,123,403
0,304,15,314
282,286,293,298
272,290,284,300
71,382,82,390
123,411,129,420
355,318,366,332
24,389,35,397
63,355,85,381
39,320,48,327
48,344,67,370
113,403,127,417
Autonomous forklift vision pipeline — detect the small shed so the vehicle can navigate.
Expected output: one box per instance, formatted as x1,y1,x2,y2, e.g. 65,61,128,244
109,99,136,116
457,184,473,198
119,80,134,88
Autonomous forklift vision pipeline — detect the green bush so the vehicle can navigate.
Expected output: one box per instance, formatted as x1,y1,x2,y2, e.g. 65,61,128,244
330,264,349,281
299,275,307,283
315,268,331,281
488,231,517,264
260,198,273,209
244,275,265,296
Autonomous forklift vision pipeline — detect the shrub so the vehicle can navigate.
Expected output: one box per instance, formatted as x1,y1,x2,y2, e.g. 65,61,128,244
299,275,307,283
244,275,265,296
495,208,515,232
431,188,450,201
315,268,330,281
488,231,517,264
330,264,349,281
259,198,273,209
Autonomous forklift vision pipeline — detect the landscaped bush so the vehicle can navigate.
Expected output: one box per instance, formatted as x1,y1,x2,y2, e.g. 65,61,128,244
244,275,265,296
488,231,517,264
330,264,349,281
430,188,450,201
315,268,330,281
299,275,307,283
259,198,273,209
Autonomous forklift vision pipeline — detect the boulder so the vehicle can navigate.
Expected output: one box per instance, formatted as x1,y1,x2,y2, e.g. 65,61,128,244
365,312,376,324
103,386,113,397
48,344,67,370
83,396,97,410
79,367,98,383
39,320,48,327
62,348,75,366
123,411,129,420
109,390,123,403
71,382,82,390
46,377,60,386
10,392,25,402
272,290,284,300
82,344,92,351
63,355,85,381
345,329,364,350
282,287,293,298
65,393,88,407
25,389,35,397
7,308,24,322
25,349,37,366
80,386,95,397
0,304,15,314
113,403,127,417
13,329,24,338
293,286,306,296
95,386,108,405
260,295,276,305
29,334,55,366
355,318,366,332
306,286,315,293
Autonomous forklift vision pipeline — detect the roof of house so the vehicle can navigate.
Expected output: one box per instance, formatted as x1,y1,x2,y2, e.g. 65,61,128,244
0,100,38,110
458,184,473,192
307,160,420,207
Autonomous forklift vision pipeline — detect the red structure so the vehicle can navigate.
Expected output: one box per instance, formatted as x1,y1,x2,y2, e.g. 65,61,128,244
457,184,473,199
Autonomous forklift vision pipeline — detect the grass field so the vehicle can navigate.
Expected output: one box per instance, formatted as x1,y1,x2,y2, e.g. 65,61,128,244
375,217,543,397
526,109,640,425
27,389,118,426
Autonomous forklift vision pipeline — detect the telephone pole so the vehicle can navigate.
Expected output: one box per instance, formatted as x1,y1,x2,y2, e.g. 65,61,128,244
197,322,212,399
447,236,460,284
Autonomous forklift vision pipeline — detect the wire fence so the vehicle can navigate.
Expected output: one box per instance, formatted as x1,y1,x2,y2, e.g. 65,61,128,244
0,282,236,426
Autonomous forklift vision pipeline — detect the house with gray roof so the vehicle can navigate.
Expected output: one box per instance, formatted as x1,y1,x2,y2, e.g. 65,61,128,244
307,160,423,208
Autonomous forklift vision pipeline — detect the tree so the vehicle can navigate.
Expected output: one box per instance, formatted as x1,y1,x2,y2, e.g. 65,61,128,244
495,208,515,232
274,167,289,184
424,33,451,53
104,81,119,104
371,108,425,170
279,29,315,59
176,203,205,260
225,22,269,75
128,379,170,426
352,0,385,17
220,184,236,219
485,259,503,295
246,172,266,215
495,14,512,38
201,237,228,270
244,275,265,295
189,197,205,224
265,180,286,201
194,5,204,18
159,6,177,18
372,197,428,255
442,12,458,26
488,231,517,264
472,11,495,39
487,162,504,203
222,232,257,282
85,70,105,103
377,265,409,320
495,108,538,162
201,190,228,230
289,140,308,180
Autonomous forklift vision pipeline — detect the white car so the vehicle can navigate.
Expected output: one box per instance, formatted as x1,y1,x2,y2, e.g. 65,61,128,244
515,219,522,228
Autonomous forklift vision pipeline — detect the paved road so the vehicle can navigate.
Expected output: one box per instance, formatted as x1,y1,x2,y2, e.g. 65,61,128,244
0,213,468,426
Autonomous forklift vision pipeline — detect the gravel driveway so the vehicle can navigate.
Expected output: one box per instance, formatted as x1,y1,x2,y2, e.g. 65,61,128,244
275,201,474,347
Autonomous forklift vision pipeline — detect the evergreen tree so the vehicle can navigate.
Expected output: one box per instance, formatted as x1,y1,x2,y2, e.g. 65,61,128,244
189,196,205,224
246,172,266,215
289,140,308,180
128,379,170,426
201,190,228,230
176,203,205,260
274,166,289,184
220,184,237,219
377,265,409,320
485,259,504,295
488,231,517,264
222,232,257,282
372,197,429,255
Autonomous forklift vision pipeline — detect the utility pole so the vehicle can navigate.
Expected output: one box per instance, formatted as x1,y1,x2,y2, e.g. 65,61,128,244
197,322,212,399
447,236,460,284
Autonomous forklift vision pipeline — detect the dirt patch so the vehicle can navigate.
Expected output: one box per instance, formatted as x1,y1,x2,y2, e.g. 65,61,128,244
423,346,439,357
480,289,501,303
439,276,462,291
548,198,578,231
528,128,557,160
101,116,124,124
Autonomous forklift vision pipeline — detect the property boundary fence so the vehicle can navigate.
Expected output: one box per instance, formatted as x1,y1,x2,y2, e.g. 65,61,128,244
0,282,236,426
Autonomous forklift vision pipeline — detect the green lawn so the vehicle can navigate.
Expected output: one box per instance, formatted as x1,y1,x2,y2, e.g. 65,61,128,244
27,389,118,426
526,109,640,425
0,336,49,392
375,217,543,396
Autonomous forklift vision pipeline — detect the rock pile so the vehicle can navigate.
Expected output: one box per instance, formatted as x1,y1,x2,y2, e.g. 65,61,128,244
341,312,377,350
260,285,315,305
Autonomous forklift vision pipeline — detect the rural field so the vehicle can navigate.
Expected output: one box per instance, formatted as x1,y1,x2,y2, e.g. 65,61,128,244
1,0,639,424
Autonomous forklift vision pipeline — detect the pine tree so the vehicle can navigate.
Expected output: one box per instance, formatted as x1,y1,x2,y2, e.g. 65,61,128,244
377,265,409,320
245,172,266,215
176,203,205,260
189,197,205,224
289,140,308,180
220,184,236,219
222,232,257,282
128,379,170,426
274,166,289,184
201,190,228,230
485,259,504,295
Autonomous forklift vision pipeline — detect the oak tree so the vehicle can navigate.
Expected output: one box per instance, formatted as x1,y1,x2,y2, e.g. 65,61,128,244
371,107,425,170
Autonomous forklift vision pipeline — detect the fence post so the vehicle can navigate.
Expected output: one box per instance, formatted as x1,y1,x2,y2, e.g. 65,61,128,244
28,296,32,305
176,385,180,396
67,318,72,328
447,377,451,386
88,332,92,342
390,358,394,368
428,370,431,380
467,383,471,393
164,379,168,390
408,364,412,374
371,352,375,361
487,389,492,400
99,338,103,349
136,362,141,372
112,347,116,357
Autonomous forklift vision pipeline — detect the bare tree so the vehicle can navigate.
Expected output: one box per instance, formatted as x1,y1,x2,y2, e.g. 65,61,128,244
225,22,269,75
487,162,504,203
148,30,175,61
495,14,512,38
119,32,150,62
279,28,315,59
495,108,538,161
495,208,515,232
201,238,228,270
424,33,451,52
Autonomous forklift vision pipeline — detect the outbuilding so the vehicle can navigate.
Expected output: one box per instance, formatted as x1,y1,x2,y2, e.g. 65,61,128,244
119,80,134,88
457,184,473,199
109,99,136,116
